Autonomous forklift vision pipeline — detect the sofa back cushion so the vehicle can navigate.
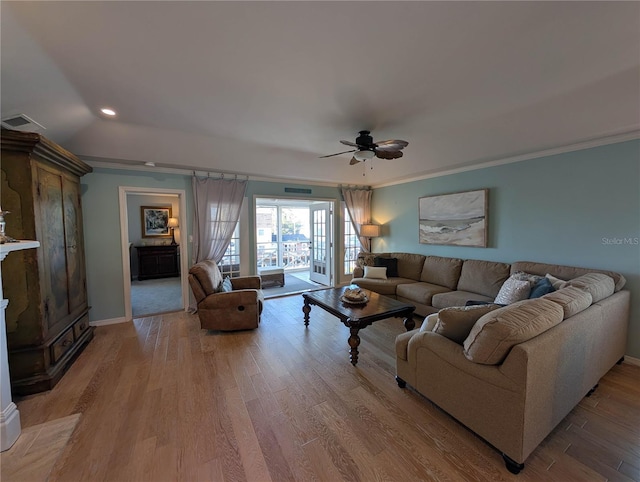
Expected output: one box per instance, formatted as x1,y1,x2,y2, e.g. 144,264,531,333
463,298,564,365
457,259,511,298
542,286,592,319
511,261,626,292
565,273,615,303
390,252,426,280
420,256,463,289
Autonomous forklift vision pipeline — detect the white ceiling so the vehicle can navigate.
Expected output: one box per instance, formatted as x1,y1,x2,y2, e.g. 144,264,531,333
2,2,639,187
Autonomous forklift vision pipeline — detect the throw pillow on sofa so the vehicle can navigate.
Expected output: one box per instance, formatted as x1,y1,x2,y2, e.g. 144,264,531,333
221,276,233,292
511,270,544,285
494,276,531,304
529,277,555,298
433,304,502,344
463,298,564,365
374,257,399,277
545,273,568,290
363,266,387,280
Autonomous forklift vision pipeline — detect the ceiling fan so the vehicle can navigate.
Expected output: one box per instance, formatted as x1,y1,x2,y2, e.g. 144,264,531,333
320,130,409,165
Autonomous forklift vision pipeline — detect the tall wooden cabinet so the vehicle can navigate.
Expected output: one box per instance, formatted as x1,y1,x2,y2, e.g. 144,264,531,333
1,129,93,395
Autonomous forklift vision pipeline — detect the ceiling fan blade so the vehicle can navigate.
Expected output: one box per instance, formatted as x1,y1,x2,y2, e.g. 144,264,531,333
349,157,361,165
319,149,357,158
375,139,409,150
340,140,359,147
375,150,403,160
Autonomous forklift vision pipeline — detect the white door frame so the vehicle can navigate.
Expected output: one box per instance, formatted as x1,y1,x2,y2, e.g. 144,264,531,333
118,186,189,321
309,202,333,285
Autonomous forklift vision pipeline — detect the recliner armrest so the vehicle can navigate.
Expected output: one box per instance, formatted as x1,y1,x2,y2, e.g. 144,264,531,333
230,276,262,290
199,290,259,310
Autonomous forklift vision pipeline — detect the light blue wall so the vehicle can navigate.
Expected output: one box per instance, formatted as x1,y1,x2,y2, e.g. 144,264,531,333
373,140,640,358
81,168,193,322
81,171,346,322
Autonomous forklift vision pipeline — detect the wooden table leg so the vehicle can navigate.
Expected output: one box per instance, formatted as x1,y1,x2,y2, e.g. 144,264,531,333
302,299,311,327
348,327,361,366
403,316,415,331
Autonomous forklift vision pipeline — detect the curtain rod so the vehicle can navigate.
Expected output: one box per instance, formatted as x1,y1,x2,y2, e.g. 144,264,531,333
192,170,249,181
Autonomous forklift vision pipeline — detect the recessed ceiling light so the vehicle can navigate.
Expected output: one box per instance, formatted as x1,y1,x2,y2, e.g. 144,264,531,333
100,107,116,116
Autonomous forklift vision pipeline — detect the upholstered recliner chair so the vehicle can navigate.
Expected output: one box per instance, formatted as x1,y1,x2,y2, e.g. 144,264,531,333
188,260,264,331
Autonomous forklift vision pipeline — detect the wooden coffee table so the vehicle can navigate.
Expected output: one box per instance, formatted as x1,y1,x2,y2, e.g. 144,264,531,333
302,287,416,366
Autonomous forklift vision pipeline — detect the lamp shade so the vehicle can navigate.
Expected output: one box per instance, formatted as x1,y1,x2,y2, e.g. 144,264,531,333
360,223,381,238
168,217,179,228
354,149,376,161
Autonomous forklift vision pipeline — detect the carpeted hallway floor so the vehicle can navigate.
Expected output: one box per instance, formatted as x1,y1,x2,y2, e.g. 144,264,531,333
131,277,183,317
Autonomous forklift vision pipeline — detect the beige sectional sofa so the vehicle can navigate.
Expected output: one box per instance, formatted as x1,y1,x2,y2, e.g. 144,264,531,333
352,252,630,473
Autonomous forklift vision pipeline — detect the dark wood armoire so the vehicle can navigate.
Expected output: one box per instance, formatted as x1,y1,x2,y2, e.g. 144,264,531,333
1,129,93,395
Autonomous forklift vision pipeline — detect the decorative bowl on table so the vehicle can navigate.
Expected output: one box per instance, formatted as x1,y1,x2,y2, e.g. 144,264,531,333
341,287,368,305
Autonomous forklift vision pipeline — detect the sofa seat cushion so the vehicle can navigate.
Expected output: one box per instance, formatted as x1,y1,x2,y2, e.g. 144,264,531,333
434,304,502,344
420,256,463,289
543,286,592,319
463,299,564,365
566,273,615,303
350,277,416,296
432,290,493,309
396,282,451,305
457,259,511,298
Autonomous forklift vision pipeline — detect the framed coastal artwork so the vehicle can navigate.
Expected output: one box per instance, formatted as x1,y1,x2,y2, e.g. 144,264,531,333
419,189,488,247
141,206,172,238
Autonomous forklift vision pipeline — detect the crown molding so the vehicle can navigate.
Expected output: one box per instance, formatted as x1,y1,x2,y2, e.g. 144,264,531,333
372,129,640,189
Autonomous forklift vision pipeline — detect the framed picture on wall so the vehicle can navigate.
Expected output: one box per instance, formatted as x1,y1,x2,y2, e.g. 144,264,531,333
419,189,488,247
141,206,172,238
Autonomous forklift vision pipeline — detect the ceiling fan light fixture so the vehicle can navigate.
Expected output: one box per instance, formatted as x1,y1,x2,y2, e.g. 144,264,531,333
354,149,375,161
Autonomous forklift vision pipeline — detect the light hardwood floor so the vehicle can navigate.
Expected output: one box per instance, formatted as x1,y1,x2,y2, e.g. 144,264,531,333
5,294,640,481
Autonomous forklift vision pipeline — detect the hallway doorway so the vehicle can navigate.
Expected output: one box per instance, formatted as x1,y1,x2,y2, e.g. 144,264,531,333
118,187,189,321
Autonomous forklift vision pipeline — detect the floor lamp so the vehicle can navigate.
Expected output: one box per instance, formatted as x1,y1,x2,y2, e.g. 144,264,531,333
360,223,381,251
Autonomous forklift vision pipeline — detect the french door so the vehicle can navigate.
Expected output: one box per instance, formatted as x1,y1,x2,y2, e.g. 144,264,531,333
309,202,332,285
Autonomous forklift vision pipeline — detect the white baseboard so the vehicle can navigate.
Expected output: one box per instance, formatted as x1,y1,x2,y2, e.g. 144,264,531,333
0,402,21,452
90,317,128,327
623,356,640,367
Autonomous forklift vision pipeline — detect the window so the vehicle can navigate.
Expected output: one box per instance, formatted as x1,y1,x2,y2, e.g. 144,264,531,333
344,205,360,275
219,222,241,277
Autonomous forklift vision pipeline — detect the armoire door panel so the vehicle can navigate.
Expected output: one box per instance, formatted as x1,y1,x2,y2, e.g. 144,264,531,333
62,175,87,312
35,165,69,333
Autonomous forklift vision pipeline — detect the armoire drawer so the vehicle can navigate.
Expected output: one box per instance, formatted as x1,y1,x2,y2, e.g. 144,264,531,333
51,329,75,364
73,314,90,340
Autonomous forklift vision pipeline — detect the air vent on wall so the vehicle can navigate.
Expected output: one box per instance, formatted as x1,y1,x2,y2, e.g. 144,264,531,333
1,114,46,132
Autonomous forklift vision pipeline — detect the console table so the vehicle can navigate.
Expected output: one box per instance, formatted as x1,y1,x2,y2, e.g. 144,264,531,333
136,245,180,280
